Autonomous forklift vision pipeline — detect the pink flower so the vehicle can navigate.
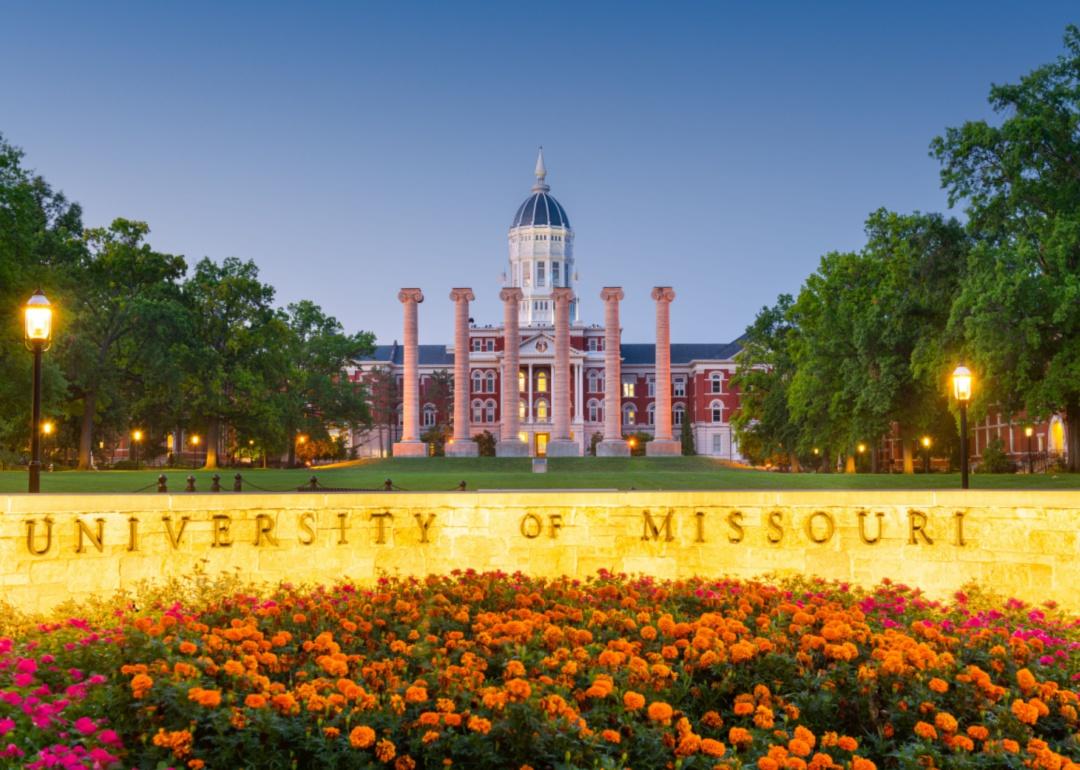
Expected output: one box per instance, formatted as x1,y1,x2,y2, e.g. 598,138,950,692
0,718,14,736
16,658,37,675
73,717,96,735
97,729,120,746
13,674,34,687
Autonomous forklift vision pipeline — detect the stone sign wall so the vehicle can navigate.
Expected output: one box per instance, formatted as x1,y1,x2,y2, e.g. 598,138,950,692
2,490,1076,613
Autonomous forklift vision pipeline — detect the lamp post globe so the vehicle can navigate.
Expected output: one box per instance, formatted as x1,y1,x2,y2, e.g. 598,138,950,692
23,290,53,494
1024,425,1034,474
951,365,973,489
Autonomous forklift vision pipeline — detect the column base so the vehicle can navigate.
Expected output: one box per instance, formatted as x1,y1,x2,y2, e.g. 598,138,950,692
445,441,479,457
392,441,428,458
596,439,630,457
495,439,530,457
546,439,580,457
646,439,682,457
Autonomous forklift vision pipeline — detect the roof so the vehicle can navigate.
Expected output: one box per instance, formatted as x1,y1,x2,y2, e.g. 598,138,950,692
357,344,453,366
512,192,570,229
620,343,742,365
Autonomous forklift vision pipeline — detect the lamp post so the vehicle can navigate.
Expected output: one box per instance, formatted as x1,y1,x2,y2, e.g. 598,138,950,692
921,435,931,473
952,365,973,489
1024,426,1034,474
24,290,53,493
190,434,201,469
131,429,144,470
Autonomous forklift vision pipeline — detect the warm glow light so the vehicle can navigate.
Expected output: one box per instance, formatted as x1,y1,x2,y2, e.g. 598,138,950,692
1025,426,1034,437
921,436,931,448
190,435,201,446
24,290,53,344
951,365,973,403
297,435,308,445
628,437,637,448
132,429,143,443
249,439,255,445
857,443,867,454
41,420,54,436
812,447,819,455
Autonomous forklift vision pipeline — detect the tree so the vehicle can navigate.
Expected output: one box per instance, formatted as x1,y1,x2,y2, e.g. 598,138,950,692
679,415,695,456
932,24,1080,470
426,369,454,431
366,367,400,458
60,219,186,468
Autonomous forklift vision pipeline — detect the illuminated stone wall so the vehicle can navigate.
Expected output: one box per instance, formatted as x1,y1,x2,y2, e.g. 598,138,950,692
2,490,1076,613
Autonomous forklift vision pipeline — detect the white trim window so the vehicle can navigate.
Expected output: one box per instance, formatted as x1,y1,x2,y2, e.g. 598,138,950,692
712,434,723,453
485,371,496,393
623,403,636,425
519,399,527,421
536,399,550,422
537,371,548,393
646,403,656,425
622,378,636,398
552,261,561,287
673,377,686,397
587,338,602,352
423,404,437,428
647,377,656,397
587,370,603,393
710,400,723,424
472,371,483,393
587,399,603,423
673,404,685,426
471,399,484,423
485,399,497,423
710,372,723,394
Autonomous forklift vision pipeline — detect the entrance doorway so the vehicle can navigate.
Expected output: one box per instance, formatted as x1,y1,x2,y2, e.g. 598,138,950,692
535,433,549,457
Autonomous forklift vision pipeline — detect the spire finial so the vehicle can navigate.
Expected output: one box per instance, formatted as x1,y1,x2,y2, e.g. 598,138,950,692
532,146,550,192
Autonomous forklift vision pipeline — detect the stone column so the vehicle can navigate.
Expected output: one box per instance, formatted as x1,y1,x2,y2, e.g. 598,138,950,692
393,288,427,457
548,287,579,456
447,288,479,457
496,287,529,456
597,287,629,456
647,286,681,456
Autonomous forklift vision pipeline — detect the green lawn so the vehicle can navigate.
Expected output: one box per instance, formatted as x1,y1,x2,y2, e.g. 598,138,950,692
2,456,1080,493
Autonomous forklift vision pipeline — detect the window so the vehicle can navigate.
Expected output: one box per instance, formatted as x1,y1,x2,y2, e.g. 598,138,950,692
471,338,482,352
537,371,548,392
710,400,723,424
646,403,656,425
587,370,603,392
623,404,636,425
472,371,483,393
587,337,602,352
485,399,496,423
472,399,484,423
674,377,686,397
536,399,549,422
622,378,636,398
519,399,527,421
486,339,494,352
537,262,546,287
552,261,561,286
587,399,602,423
712,434,723,453
674,404,685,426
518,370,526,392
423,405,437,428
710,373,723,394
647,377,656,397
485,371,496,393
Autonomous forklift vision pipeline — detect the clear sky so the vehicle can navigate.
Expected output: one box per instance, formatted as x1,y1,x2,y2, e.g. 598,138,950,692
2,2,1075,344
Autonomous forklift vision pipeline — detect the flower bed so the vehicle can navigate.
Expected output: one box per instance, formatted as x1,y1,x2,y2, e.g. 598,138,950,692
1,572,1078,769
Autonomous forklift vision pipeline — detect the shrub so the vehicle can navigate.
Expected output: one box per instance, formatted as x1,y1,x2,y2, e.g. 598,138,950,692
978,438,1014,473
421,426,451,456
679,418,695,455
589,432,603,455
472,430,496,457
624,431,653,456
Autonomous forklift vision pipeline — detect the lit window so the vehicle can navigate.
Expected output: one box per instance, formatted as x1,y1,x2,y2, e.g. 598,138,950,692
674,377,686,397
519,399,527,421
536,400,549,422
710,400,723,424
537,371,548,392
518,370,526,392
623,404,636,425
587,338,601,352
622,379,635,398
710,373,723,394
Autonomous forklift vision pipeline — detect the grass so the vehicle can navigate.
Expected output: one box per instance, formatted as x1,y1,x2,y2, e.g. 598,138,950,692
1,456,1080,493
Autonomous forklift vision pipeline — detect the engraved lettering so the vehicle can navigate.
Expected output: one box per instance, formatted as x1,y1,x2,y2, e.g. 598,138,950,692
254,514,278,546
127,516,139,552
954,511,966,547
767,510,784,544
336,512,348,545
520,513,542,539
858,511,884,544
414,512,436,543
211,515,233,547
694,511,705,543
805,511,835,544
908,509,933,545
298,512,316,545
726,510,744,543
370,512,393,544
642,510,674,542
75,518,105,554
548,513,563,539
25,518,53,556
162,516,190,549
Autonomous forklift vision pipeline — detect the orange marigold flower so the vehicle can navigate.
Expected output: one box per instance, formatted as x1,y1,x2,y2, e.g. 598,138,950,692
178,641,197,655
131,673,153,699
701,738,727,757
394,756,415,770
350,725,376,749
405,685,428,703
641,625,658,640
753,705,775,729
647,701,674,724
928,677,948,694
187,761,205,770
789,739,812,757
506,678,532,701
729,727,753,747
934,712,958,734
375,738,396,762
418,712,441,727
1016,668,1036,692
966,725,988,741
734,701,754,716
793,726,815,749
421,730,440,744
467,716,492,735
1001,739,1020,753
949,735,974,752
730,640,756,663
757,758,779,770
188,687,222,708
702,710,724,728
244,693,267,709
914,721,937,740
324,727,340,738
851,758,876,770
223,660,245,677
271,693,299,714
601,729,621,743
505,660,526,678
1011,698,1039,725
837,736,858,751
623,691,645,711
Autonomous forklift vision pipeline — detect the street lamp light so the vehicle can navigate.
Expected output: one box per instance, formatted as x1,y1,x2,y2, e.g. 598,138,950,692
952,365,973,489
131,429,144,470
921,435,931,473
1024,425,1034,474
189,434,201,469
24,290,53,493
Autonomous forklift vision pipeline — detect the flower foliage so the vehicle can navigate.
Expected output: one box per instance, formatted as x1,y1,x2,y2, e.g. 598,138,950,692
1,573,1079,769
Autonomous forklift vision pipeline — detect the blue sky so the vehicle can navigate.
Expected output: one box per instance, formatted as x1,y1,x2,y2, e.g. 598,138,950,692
2,2,1075,344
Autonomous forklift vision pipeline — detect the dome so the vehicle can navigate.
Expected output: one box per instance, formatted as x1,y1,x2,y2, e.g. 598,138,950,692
511,191,570,229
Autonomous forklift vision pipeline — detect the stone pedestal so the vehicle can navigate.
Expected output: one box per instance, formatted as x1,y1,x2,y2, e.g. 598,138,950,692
393,441,428,457
495,439,530,457
646,439,682,456
446,440,479,457
545,439,579,457
597,439,632,457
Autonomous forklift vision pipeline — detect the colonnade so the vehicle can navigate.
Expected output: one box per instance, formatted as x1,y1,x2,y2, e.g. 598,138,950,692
393,285,677,457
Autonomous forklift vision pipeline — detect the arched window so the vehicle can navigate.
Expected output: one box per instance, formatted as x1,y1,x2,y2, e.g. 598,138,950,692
518,370,526,392
710,400,723,424
536,399,549,422
673,404,686,426
646,403,656,426
710,372,723,394
587,399,603,423
485,371,496,393
423,404,437,428
537,371,548,392
519,399,527,421
587,370,603,392
485,399,497,423
471,399,484,423
623,403,636,425
472,371,483,393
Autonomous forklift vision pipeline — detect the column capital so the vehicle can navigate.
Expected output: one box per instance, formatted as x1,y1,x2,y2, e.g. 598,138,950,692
398,288,424,304
651,286,676,303
600,286,624,303
499,287,523,303
449,287,475,303
552,287,574,305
